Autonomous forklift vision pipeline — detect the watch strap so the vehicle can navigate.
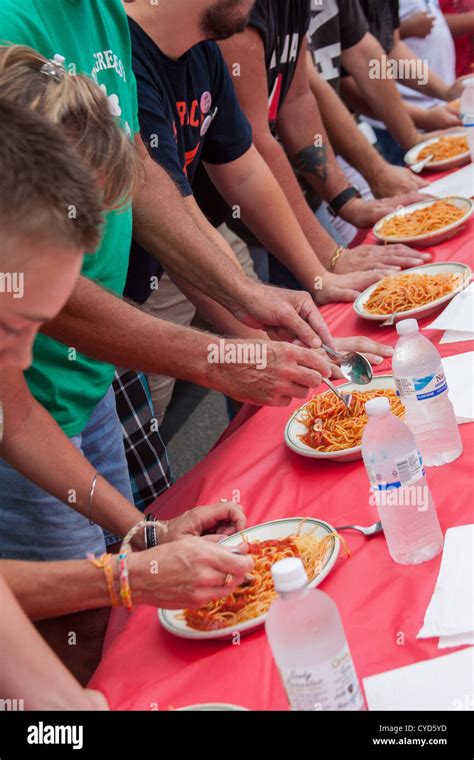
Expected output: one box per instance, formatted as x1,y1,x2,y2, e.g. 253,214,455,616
328,185,361,217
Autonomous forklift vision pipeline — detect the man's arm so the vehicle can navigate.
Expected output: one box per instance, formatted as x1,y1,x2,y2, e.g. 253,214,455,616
389,30,459,100
275,38,353,203
218,28,338,267
442,11,474,37
41,275,331,402
306,53,388,181
305,52,428,196
0,368,145,543
404,101,461,131
132,137,250,311
341,32,420,150
206,146,384,300
134,139,331,347
399,10,435,39
276,39,428,231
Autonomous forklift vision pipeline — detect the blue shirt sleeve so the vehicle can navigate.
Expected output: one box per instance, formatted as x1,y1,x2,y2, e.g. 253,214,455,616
200,44,253,165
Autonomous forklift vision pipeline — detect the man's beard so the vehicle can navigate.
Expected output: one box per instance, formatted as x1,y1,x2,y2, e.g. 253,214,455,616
200,0,252,41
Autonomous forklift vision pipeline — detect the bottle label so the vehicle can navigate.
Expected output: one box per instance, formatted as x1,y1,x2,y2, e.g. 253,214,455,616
366,449,424,491
395,366,448,401
280,644,364,711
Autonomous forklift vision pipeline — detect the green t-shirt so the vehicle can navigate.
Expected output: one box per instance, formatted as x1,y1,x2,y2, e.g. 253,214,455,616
0,0,139,436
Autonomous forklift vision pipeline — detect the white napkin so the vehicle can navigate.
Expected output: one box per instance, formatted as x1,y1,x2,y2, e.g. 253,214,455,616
439,632,474,650
363,648,474,711
441,352,474,423
426,283,474,334
417,525,474,640
440,329,474,344
420,163,474,199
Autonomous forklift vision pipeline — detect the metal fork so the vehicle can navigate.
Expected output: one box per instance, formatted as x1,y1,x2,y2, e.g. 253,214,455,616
381,312,398,327
324,378,353,412
335,521,383,537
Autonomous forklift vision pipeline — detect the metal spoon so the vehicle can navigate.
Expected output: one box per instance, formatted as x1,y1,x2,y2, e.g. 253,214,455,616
322,344,373,385
335,520,383,537
409,153,434,174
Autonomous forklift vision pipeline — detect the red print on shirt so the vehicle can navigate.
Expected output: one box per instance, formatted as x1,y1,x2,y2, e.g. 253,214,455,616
268,73,283,123
176,99,203,128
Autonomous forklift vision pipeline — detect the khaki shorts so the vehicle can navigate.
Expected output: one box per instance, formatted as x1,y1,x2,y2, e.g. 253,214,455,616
144,223,259,424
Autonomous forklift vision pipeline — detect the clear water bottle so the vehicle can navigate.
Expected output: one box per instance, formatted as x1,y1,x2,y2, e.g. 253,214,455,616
392,319,463,466
361,396,443,565
460,77,474,161
265,558,364,711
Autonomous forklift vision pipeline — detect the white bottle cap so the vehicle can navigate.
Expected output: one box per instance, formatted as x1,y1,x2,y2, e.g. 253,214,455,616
462,77,474,89
271,557,308,593
365,396,390,417
396,318,419,336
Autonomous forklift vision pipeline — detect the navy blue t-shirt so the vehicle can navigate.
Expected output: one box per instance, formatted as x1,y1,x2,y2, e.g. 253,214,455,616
125,16,253,305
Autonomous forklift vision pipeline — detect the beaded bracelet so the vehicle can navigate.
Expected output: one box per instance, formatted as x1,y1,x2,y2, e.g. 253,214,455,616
87,552,120,607
118,551,134,611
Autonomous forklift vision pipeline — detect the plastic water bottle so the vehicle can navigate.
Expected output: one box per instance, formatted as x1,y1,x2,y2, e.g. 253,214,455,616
460,77,474,161
392,319,463,466
265,558,364,711
361,396,443,565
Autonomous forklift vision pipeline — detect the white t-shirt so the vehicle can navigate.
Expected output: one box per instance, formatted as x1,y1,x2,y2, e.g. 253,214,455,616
397,0,455,109
362,0,456,132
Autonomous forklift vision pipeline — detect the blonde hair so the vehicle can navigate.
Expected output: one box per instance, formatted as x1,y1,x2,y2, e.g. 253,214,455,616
0,44,140,210
0,99,104,253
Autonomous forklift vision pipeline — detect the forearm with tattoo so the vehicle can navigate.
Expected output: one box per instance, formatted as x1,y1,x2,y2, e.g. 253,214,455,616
292,144,328,182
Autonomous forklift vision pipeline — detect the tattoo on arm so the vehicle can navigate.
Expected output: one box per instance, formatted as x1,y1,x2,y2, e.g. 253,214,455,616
292,145,328,182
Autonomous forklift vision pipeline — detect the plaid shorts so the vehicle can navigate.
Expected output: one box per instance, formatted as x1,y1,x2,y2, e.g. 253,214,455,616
113,368,173,511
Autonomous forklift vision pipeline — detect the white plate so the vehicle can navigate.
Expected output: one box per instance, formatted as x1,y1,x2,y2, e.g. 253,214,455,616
158,517,340,640
373,196,472,246
176,703,249,711
285,375,395,463
353,262,471,323
404,131,471,171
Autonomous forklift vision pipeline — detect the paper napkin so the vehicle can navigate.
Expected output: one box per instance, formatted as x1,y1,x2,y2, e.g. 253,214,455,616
363,648,474,710
426,283,474,334
441,352,474,423
420,163,474,199
440,330,474,344
417,525,474,640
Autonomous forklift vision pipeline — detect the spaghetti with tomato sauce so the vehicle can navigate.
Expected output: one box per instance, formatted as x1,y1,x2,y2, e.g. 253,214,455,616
180,526,343,631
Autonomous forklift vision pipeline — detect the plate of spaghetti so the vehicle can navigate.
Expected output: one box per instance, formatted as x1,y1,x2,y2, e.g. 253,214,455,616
158,517,342,639
373,197,472,246
354,262,471,322
405,131,471,171
285,376,403,461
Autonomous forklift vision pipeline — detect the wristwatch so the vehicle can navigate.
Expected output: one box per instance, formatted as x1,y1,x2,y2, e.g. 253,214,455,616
328,185,362,217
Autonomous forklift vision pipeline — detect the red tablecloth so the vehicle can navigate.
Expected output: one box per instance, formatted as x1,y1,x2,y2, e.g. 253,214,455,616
90,199,474,711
